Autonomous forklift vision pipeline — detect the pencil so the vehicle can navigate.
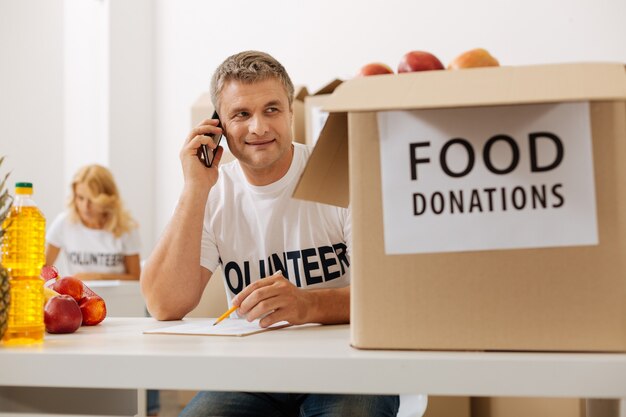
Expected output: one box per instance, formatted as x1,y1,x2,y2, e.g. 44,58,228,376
212,305,238,326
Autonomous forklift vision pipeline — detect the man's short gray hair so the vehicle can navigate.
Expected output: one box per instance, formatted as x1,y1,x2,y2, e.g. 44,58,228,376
210,50,295,114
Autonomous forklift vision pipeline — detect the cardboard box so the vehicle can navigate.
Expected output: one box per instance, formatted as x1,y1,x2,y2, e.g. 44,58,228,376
292,85,309,144
294,63,626,351
304,79,343,145
424,396,471,417
471,397,585,417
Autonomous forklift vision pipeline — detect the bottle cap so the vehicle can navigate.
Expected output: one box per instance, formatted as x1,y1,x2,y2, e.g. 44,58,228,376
15,182,33,195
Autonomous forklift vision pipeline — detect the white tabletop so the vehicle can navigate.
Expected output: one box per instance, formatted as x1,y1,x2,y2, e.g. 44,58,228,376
1,318,626,398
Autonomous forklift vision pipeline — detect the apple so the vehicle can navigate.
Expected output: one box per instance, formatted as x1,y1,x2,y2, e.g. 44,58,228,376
448,48,499,69
79,295,107,326
356,62,394,77
40,265,59,282
397,51,444,73
50,277,84,301
44,295,83,334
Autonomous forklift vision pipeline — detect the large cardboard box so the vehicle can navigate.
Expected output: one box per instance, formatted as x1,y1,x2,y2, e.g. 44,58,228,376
304,79,343,145
294,63,626,351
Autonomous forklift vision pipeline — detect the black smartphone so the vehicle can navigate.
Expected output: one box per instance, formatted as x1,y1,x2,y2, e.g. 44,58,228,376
198,110,223,168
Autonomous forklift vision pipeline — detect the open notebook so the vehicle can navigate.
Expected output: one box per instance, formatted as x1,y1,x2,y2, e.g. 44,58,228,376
143,318,292,337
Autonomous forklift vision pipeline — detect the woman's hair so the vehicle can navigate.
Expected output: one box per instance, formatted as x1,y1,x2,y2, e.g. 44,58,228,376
68,164,137,237
210,50,295,114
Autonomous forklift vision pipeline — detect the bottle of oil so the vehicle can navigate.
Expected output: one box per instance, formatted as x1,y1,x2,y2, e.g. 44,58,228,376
1,182,45,345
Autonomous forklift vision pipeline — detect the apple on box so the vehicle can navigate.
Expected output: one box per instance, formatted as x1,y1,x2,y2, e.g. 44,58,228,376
397,50,444,73
448,48,499,69
357,62,394,77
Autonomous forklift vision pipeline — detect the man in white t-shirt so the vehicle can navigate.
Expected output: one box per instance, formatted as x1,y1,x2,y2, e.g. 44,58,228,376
141,50,399,417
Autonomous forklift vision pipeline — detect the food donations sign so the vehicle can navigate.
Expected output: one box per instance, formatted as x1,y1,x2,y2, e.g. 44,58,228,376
378,102,598,254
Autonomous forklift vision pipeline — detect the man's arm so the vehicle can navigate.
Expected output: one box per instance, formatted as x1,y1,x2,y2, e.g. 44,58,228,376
141,118,223,321
305,286,350,324
141,188,212,320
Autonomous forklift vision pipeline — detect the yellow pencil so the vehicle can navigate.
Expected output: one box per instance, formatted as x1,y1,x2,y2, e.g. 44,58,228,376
212,305,238,326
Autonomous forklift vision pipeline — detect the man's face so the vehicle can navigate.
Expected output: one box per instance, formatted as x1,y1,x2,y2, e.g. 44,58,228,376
218,78,293,178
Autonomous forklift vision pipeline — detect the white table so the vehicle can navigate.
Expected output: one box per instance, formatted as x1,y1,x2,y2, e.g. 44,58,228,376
1,318,626,415
82,281,146,318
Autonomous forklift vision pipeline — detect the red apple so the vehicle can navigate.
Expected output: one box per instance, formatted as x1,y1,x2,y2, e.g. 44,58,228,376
40,265,59,282
44,295,83,334
356,62,394,77
50,277,84,301
397,51,444,73
79,295,107,326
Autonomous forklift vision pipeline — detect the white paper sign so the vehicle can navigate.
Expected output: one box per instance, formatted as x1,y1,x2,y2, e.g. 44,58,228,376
378,102,598,254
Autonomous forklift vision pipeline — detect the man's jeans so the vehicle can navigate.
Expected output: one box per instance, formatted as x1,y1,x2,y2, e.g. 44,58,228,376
180,391,400,417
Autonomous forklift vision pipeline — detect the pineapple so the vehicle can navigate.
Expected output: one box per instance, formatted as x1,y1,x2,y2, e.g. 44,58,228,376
0,156,13,339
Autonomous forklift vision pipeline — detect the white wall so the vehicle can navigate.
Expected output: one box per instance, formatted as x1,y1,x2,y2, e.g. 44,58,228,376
2,0,154,265
0,0,65,223
64,0,108,178
64,0,154,262
106,0,154,262
151,0,626,254
3,0,625,260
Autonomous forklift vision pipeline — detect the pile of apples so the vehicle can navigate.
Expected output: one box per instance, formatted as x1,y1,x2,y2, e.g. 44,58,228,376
41,266,107,334
356,48,499,77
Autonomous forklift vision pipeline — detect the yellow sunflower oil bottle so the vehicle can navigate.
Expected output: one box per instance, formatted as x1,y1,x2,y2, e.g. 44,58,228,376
1,182,45,345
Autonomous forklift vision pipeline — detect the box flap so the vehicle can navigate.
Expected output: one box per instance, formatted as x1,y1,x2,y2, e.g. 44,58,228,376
294,85,309,102
293,113,349,208
323,63,626,112
314,79,343,96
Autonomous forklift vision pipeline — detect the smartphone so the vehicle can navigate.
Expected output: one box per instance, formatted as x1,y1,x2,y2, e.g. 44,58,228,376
198,110,223,168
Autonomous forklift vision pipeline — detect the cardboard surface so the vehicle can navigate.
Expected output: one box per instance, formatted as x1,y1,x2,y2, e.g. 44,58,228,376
294,63,626,351
471,397,585,417
293,113,349,208
424,396,471,417
324,63,626,112
292,85,309,144
304,79,343,145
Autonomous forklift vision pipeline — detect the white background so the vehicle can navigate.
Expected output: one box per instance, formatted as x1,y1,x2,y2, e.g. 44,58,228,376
1,0,625,260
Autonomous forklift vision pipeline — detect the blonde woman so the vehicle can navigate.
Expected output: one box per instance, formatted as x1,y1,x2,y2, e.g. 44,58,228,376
45,164,141,280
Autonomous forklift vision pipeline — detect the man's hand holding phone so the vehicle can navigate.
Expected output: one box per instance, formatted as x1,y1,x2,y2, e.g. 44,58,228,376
181,112,224,190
